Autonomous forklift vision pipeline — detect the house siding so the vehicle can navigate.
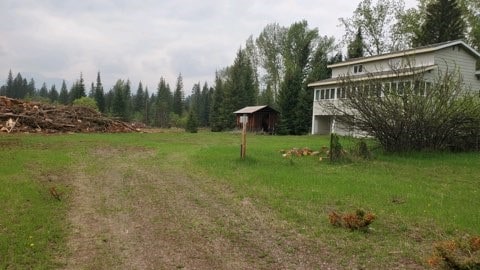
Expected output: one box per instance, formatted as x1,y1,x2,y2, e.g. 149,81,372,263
331,53,435,78
434,46,480,92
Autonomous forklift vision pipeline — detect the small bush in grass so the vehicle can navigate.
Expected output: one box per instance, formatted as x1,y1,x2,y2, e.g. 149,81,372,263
328,209,375,232
355,139,372,160
427,235,480,269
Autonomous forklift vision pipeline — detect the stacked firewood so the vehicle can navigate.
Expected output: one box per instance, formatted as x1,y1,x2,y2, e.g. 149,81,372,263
0,96,137,133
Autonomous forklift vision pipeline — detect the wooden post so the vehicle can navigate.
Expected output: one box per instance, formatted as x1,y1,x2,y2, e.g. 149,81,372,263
240,114,247,159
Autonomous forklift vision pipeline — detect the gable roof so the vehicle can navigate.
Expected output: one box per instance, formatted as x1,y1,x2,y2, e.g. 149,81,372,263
328,40,480,68
233,105,278,114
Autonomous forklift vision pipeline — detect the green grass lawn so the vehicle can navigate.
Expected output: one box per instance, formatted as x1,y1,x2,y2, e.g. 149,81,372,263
1,131,479,268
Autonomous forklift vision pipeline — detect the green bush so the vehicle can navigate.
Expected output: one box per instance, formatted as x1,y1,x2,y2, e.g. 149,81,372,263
73,97,99,111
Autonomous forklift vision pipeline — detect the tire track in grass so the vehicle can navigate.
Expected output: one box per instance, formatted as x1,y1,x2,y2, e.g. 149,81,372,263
63,146,334,269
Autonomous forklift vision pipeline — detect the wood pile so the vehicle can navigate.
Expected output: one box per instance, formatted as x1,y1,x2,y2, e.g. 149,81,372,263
0,96,137,133
280,147,322,158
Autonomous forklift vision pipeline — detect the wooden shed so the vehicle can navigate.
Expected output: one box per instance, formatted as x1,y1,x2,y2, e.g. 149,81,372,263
233,105,279,133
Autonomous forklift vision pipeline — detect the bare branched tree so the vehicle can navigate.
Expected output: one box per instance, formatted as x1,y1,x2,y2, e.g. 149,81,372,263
328,65,480,152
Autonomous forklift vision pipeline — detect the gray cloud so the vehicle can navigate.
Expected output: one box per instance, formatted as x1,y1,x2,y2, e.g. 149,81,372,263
0,0,418,93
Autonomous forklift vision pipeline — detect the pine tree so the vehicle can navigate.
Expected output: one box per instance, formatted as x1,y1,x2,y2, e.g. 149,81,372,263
27,79,36,98
172,73,184,116
156,77,173,127
59,80,69,105
111,79,130,121
49,85,59,102
134,82,144,113
414,0,466,46
5,70,13,98
347,27,364,59
70,73,86,103
199,82,212,127
277,68,302,135
210,71,227,131
38,83,49,98
94,72,105,113
185,108,199,133
278,21,318,135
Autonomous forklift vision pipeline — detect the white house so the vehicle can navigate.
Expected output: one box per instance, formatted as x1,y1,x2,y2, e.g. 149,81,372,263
308,40,480,135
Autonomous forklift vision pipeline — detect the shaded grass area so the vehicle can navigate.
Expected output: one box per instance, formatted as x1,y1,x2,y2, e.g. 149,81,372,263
1,131,479,268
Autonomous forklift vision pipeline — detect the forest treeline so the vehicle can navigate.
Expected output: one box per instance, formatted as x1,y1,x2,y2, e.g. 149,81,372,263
1,0,478,134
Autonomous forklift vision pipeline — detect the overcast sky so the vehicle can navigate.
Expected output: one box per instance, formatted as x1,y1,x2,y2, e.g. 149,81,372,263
0,0,417,94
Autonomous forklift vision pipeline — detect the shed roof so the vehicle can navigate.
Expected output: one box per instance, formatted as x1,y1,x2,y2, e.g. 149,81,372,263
233,105,278,114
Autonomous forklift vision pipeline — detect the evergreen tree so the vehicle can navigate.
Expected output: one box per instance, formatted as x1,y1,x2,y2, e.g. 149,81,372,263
185,108,199,133
172,73,184,116
70,73,86,103
144,87,151,124
111,79,130,121
414,0,466,46
224,48,257,128
5,70,13,98
38,83,49,98
49,85,59,102
258,83,275,107
277,68,303,134
155,77,172,127
12,73,27,99
59,80,69,105
94,72,105,113
133,82,145,113
278,21,318,135
104,90,114,114
210,71,227,131
347,27,365,59
88,82,95,98
27,79,36,97
199,82,212,127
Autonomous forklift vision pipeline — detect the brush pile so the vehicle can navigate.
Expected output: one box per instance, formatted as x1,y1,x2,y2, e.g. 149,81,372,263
0,96,137,133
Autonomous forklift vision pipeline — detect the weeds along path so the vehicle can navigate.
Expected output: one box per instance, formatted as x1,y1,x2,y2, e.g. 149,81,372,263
63,145,332,269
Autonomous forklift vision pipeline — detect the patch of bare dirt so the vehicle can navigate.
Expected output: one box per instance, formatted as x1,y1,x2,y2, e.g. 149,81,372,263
61,146,335,269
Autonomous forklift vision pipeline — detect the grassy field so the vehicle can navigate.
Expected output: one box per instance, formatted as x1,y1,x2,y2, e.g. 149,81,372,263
1,131,479,268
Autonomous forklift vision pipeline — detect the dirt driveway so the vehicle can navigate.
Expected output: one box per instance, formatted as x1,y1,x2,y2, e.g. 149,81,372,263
62,146,333,269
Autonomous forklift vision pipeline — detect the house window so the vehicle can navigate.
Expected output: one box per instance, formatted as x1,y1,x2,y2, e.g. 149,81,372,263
414,80,426,96
353,65,363,74
425,82,432,95
384,82,391,95
397,82,405,95
318,88,336,100
336,88,346,99
315,89,320,101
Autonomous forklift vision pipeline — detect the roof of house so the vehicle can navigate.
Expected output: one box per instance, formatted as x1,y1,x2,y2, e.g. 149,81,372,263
233,105,278,114
328,40,480,69
309,65,437,87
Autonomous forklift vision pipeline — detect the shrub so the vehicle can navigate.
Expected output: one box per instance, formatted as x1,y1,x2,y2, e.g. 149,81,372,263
328,209,375,231
356,139,372,159
185,110,199,133
330,134,348,162
73,97,99,111
427,235,480,269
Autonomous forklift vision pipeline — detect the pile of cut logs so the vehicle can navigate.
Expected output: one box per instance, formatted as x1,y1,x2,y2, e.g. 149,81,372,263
0,96,137,133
